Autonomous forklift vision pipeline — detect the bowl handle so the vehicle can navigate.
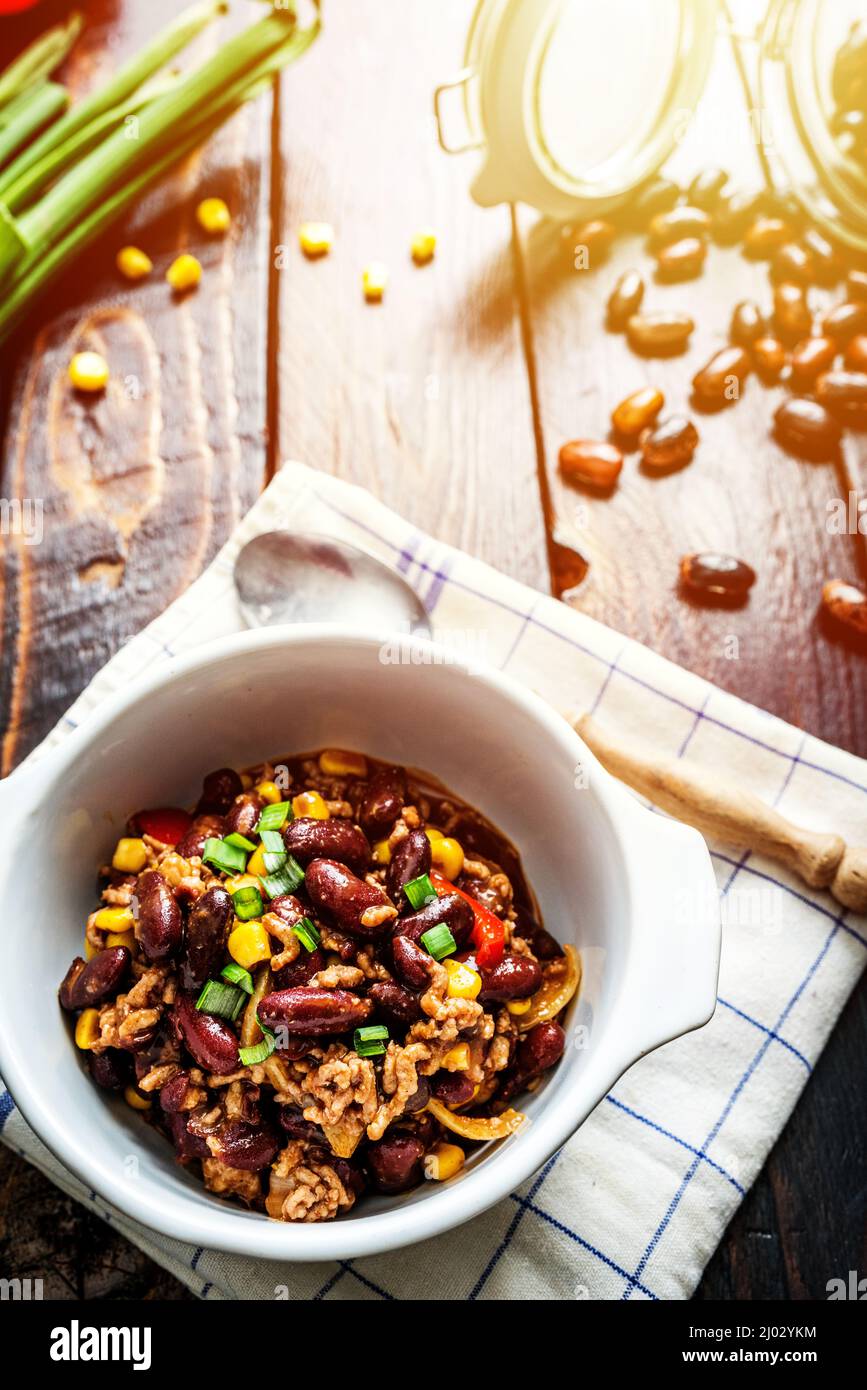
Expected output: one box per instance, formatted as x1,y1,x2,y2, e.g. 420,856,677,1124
616,804,721,1061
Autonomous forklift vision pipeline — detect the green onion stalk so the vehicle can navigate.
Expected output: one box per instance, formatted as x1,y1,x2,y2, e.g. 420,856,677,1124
0,81,68,168
0,11,82,111
0,1,321,343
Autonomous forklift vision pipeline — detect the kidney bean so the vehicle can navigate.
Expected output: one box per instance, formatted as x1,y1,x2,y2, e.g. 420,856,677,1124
479,953,543,1002
647,205,710,249
431,1071,476,1108
59,947,130,1011
513,906,563,961
182,885,233,991
656,235,706,282
606,269,644,330
790,336,837,388
801,229,841,287
822,579,867,639
174,993,240,1075
258,986,372,1036
680,553,756,601
87,1049,130,1091
816,370,867,424
390,935,432,991
166,1111,211,1161
773,283,812,343
774,398,843,460
844,335,867,372
558,439,623,490
134,869,183,961
392,892,474,950
691,346,751,405
403,1075,431,1113
571,218,616,263
625,176,680,227
211,1119,279,1172
639,415,698,472
743,217,792,259
369,979,423,1027
823,301,867,343
305,858,396,938
358,766,407,836
367,1132,426,1193
771,241,814,286
730,299,766,347
500,1021,566,1101
278,1109,322,1142
626,312,694,357
272,947,327,990
268,893,306,926
751,336,787,382
687,167,729,211
174,813,225,860
197,767,243,815
387,828,432,903
611,386,664,437
133,1020,181,1078
283,818,370,874
224,792,265,839
159,1071,195,1114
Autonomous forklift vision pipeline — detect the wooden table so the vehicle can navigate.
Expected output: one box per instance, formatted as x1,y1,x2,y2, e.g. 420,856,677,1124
0,0,864,1300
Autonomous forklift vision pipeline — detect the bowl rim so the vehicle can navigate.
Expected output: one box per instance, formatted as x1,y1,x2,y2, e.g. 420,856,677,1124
0,624,697,1262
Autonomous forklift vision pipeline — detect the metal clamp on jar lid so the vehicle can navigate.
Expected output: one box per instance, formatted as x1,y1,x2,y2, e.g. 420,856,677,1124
435,0,867,254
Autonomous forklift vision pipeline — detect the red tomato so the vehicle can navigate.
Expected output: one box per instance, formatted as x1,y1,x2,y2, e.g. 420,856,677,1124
428,869,506,969
130,806,192,846
0,1,42,13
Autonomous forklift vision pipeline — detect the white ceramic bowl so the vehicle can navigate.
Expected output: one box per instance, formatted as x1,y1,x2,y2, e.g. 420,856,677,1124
0,627,720,1261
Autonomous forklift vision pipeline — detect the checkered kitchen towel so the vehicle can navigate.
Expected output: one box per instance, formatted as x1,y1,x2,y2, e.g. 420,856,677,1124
2,461,865,1300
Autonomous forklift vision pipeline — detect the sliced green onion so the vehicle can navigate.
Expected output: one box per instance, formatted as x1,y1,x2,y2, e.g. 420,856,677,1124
292,917,320,953
223,831,256,853
353,1024,389,1057
255,801,293,832
202,837,247,875
403,873,437,910
260,829,285,854
0,11,82,112
263,850,287,874
259,854,305,900
231,884,264,921
221,963,254,994
420,924,456,961
238,1012,277,1067
196,979,245,1021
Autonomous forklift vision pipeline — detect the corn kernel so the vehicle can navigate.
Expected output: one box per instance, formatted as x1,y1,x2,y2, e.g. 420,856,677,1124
106,930,136,951
506,997,533,1016
68,350,109,393
362,261,388,302
124,1084,152,1111
256,779,283,804
444,958,481,1000
166,252,202,292
240,771,254,790
228,921,271,969
372,838,392,865
318,749,368,778
424,1141,465,1182
84,937,100,961
292,790,330,820
442,1042,470,1071
116,245,153,280
247,843,268,878
431,835,464,880
299,221,333,257
226,873,259,895
424,827,444,845
94,906,135,932
112,837,148,874
410,228,437,264
196,197,231,235
75,1008,101,1050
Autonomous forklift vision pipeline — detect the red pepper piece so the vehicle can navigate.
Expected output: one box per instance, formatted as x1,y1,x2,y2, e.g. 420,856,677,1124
429,869,505,969
130,807,192,846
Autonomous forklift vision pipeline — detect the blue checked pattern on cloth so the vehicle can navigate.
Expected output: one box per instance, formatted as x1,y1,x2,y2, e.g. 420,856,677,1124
2,461,864,1301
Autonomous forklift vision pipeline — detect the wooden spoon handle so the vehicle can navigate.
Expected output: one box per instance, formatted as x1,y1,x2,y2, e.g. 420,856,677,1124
573,713,866,911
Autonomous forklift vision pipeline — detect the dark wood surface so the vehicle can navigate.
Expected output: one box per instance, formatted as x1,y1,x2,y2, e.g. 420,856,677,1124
0,0,864,1301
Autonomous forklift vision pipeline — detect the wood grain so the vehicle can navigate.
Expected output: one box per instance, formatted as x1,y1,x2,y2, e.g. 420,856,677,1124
0,0,274,770
274,0,549,592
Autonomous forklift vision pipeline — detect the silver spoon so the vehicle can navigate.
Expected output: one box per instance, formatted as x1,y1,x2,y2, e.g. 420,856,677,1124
233,531,431,635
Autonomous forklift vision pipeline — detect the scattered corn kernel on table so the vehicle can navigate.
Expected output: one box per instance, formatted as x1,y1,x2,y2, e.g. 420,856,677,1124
0,0,865,1300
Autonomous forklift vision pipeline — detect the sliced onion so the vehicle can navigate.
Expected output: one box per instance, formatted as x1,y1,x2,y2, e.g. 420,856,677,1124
322,1120,364,1158
241,964,271,1048
427,1097,526,1140
517,944,580,1032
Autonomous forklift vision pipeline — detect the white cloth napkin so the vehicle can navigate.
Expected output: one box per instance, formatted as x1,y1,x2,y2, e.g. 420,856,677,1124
3,461,865,1301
